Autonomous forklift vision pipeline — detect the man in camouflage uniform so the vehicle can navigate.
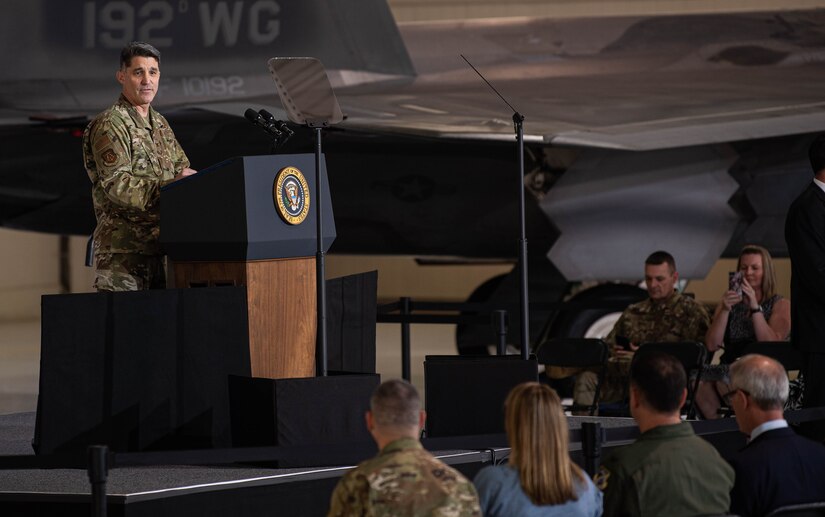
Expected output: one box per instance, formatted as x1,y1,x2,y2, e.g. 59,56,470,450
595,351,733,516
573,251,710,410
82,41,195,291
327,379,481,517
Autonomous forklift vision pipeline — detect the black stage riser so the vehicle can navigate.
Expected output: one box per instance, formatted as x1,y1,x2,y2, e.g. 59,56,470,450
229,373,380,466
36,288,251,454
35,271,377,457
424,355,539,437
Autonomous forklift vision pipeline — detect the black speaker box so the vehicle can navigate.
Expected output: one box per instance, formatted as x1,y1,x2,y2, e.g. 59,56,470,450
324,271,377,374
229,373,380,465
424,355,538,437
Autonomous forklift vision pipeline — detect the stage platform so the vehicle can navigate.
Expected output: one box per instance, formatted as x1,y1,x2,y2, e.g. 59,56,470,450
0,411,655,517
8,403,824,517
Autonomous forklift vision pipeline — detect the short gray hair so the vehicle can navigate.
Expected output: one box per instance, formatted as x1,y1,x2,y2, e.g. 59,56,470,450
370,379,420,428
730,354,789,410
120,41,161,68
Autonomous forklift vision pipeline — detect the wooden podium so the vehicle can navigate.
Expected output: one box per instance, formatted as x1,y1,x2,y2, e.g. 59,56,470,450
160,154,336,379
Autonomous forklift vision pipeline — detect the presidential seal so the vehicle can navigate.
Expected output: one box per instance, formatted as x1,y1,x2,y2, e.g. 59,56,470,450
274,166,310,225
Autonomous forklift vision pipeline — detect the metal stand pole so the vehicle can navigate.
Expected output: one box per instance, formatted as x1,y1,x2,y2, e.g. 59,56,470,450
581,422,603,476
315,127,328,376
514,114,530,359
401,297,411,381
458,56,531,360
492,310,508,356
87,445,108,517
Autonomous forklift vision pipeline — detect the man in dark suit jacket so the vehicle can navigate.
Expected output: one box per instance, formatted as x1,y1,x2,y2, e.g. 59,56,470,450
727,354,825,516
785,136,825,422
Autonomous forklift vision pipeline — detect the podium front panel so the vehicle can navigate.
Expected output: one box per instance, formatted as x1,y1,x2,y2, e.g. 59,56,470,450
161,153,336,261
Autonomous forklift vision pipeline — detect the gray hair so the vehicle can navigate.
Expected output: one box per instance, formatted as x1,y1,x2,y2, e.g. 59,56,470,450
370,379,421,428
729,354,789,410
120,42,161,68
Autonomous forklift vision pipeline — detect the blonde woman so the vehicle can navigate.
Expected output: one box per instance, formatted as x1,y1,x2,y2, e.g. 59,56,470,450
473,383,602,516
696,244,792,419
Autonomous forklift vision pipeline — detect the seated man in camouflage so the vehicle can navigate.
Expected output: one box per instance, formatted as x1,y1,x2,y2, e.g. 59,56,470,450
573,251,710,411
327,379,481,517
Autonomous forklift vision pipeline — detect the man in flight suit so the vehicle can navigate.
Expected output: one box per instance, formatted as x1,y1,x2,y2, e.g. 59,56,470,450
83,41,196,291
596,351,734,516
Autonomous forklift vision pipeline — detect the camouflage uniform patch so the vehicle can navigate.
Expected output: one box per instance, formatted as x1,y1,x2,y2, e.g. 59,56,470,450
101,148,119,166
82,94,189,291
327,437,481,517
573,292,710,408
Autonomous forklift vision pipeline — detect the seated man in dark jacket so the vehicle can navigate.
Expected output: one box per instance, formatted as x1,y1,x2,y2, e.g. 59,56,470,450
728,354,825,516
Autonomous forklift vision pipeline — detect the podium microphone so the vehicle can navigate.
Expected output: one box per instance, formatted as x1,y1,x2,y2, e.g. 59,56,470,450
274,120,294,145
274,120,294,138
258,108,277,126
244,108,283,138
260,110,294,145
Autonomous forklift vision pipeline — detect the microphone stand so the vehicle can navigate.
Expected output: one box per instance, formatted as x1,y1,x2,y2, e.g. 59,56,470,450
314,126,328,376
267,57,344,377
514,112,529,360
462,55,530,359
244,108,284,154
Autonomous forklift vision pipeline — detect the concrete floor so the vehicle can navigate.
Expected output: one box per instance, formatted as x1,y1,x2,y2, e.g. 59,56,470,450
0,320,40,416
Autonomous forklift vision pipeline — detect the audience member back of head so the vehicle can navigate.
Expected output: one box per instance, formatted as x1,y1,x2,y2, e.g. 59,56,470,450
473,382,602,516
597,350,734,517
728,354,825,517
327,378,481,517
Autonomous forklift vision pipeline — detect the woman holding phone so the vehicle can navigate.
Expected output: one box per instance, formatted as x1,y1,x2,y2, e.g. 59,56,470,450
696,244,791,419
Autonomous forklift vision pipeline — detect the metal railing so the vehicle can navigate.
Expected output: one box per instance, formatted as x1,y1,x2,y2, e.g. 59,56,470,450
375,297,636,381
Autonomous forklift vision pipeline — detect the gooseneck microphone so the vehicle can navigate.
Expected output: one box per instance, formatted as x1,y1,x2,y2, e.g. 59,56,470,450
244,108,294,151
260,109,294,146
274,120,294,139
258,109,277,126
244,108,282,138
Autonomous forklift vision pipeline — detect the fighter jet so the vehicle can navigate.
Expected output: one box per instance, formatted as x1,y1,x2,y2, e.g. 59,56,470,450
1,0,823,346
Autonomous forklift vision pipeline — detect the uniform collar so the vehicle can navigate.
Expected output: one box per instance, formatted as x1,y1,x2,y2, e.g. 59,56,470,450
638,421,694,440
380,437,423,455
117,94,158,131
646,291,681,309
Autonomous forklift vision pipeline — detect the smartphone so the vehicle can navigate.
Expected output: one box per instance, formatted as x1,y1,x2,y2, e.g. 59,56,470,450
616,335,632,351
728,271,744,295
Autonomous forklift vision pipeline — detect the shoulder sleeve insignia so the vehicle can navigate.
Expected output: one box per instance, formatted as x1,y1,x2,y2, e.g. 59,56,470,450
593,466,610,491
101,148,119,167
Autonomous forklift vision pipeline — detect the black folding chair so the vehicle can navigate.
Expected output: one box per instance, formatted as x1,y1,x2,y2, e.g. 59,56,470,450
635,341,706,419
713,340,805,415
534,338,609,416
738,341,803,372
767,502,825,516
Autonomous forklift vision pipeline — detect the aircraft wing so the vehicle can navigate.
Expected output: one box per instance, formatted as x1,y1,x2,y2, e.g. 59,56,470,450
329,12,825,151
1,2,824,281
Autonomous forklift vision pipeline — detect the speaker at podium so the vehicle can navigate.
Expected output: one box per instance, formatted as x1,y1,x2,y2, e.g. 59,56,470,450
35,61,378,456
160,153,336,380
